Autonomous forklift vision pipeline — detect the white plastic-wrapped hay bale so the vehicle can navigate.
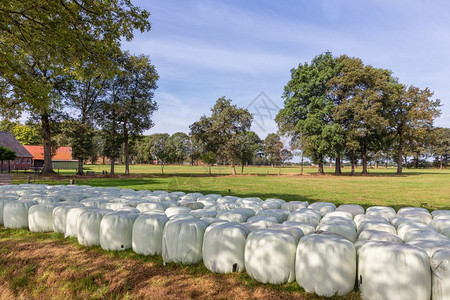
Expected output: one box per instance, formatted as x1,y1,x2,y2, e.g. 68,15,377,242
189,209,217,219
336,204,364,217
403,229,449,243
430,249,450,300
283,221,316,235
397,210,432,224
255,209,285,223
281,201,308,212
3,200,39,228
397,222,438,240
65,206,93,238
261,198,285,210
217,211,247,223
358,242,431,300
34,196,60,205
354,214,387,228
365,206,396,222
165,206,191,218
308,202,336,215
244,230,297,284
203,222,249,273
397,207,429,215
391,216,423,228
324,211,353,220
268,224,304,242
357,221,396,236
132,213,169,256
116,207,140,214
99,211,139,251
181,202,204,210
0,199,13,225
162,218,208,264
316,223,357,243
230,208,255,219
238,203,261,214
321,216,356,228
28,204,58,232
287,208,322,226
136,202,167,212
358,230,402,243
241,221,270,232
432,210,450,218
296,234,356,297
247,215,278,226
77,209,112,246
430,218,450,233
80,198,107,208
444,227,450,239
408,240,450,257
52,204,84,233
200,217,228,225
100,202,128,210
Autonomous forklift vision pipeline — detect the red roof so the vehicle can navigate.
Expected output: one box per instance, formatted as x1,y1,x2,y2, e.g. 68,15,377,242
24,145,72,161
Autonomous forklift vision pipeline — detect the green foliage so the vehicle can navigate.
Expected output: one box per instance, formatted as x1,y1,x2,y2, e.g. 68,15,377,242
264,133,283,166
12,124,41,145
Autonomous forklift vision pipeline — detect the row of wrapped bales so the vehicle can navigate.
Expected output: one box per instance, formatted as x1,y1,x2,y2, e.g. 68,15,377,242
1,184,450,299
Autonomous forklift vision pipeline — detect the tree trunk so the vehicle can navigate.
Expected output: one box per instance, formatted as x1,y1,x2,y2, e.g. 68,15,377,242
375,153,379,169
7,160,10,173
102,155,105,165
0,160,3,173
41,112,55,175
362,137,368,175
414,152,420,169
300,152,304,175
396,142,403,175
110,159,115,175
440,155,443,169
278,166,281,176
161,164,164,175
231,163,236,176
124,127,130,175
77,159,84,175
208,165,211,175
351,150,356,175
241,163,244,174
404,155,408,169
335,155,341,175
329,157,333,169
318,162,324,175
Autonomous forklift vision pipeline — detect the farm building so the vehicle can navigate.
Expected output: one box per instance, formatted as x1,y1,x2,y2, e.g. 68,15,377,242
24,145,77,169
0,131,33,171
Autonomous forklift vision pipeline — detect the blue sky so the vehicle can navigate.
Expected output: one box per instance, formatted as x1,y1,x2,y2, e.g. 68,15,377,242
122,0,450,140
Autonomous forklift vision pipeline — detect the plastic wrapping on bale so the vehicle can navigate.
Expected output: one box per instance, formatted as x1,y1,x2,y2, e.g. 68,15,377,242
430,249,450,300
324,211,353,220
316,223,357,243
397,210,432,224
287,208,322,226
408,240,450,257
443,227,450,239
403,229,449,243
432,210,450,218
268,224,304,242
132,213,169,256
397,222,438,240
136,202,167,212
358,230,402,243
99,212,139,251
80,199,107,208
77,209,113,246
244,230,297,284
181,202,204,210
336,204,364,217
203,222,249,273
65,206,93,238
283,221,316,235
162,218,208,264
100,202,128,210
28,204,58,232
430,218,450,233
308,202,336,215
358,242,431,300
354,214,387,228
200,217,229,225
3,200,39,229
34,196,60,205
296,234,356,297
230,208,255,219
255,209,285,223
281,201,309,212
0,199,13,225
217,211,247,223
391,217,423,228
189,209,217,219
365,206,396,222
165,206,191,218
261,198,285,210
357,220,396,236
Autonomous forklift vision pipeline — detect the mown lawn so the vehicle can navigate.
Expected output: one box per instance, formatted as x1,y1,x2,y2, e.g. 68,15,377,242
11,165,450,211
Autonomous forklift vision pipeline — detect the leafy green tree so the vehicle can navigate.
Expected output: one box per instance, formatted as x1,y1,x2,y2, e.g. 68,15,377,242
236,131,263,173
99,103,123,175
430,127,450,169
276,52,343,174
147,133,176,174
387,84,441,174
331,56,392,174
0,1,151,174
169,132,190,164
0,146,16,173
0,120,17,134
12,124,41,145
264,133,283,167
188,136,203,166
62,120,96,174
107,53,158,175
190,97,252,175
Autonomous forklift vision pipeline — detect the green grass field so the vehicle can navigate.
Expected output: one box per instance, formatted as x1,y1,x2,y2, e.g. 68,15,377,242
11,164,450,211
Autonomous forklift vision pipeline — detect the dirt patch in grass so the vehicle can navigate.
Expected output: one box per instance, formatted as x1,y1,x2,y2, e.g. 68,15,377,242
0,229,361,300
